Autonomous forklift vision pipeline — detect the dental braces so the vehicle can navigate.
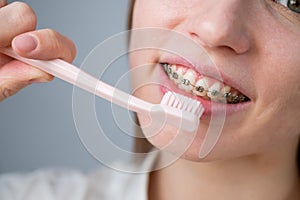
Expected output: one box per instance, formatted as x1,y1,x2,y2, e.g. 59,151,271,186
161,63,249,104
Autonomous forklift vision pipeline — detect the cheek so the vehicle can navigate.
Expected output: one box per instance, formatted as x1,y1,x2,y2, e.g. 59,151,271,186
132,0,188,28
253,54,300,141
132,1,162,28
252,19,300,123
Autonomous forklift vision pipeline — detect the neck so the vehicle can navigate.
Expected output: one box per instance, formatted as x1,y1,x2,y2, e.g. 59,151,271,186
149,138,300,200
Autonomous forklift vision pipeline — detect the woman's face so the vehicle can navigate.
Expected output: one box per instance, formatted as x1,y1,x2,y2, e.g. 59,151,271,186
129,0,300,161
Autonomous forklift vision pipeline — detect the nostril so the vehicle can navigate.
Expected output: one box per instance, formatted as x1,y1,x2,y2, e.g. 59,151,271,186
189,32,227,51
189,30,251,54
189,32,211,48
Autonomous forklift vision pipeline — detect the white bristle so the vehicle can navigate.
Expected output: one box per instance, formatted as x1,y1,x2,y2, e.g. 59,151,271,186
161,91,204,118
160,92,169,105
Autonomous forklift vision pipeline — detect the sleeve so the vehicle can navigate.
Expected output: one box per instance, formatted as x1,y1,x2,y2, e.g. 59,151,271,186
0,163,149,200
0,169,88,200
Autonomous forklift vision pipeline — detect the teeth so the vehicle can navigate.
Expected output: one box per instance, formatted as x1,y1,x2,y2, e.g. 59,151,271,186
169,65,176,80
179,69,196,92
228,91,239,104
173,67,184,84
193,78,209,97
163,63,170,75
219,86,231,103
207,82,221,101
162,63,249,104
221,86,231,94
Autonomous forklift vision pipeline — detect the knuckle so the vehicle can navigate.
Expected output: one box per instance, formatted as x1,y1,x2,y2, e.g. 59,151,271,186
35,28,76,62
36,74,54,83
44,28,59,38
29,68,54,83
11,2,37,30
0,85,14,99
42,29,76,62
44,75,54,82
45,75,54,82
42,28,58,44
44,28,57,36
43,28,60,48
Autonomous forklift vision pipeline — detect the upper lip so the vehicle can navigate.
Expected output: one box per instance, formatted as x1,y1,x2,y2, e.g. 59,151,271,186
158,54,252,100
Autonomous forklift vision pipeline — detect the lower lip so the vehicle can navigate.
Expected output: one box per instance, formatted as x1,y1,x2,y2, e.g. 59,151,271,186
158,67,251,117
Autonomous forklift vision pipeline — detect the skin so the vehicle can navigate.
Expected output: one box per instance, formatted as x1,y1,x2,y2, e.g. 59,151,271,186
0,1,76,102
1,0,299,199
129,0,300,199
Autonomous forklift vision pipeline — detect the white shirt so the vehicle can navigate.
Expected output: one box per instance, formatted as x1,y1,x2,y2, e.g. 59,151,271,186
0,156,156,200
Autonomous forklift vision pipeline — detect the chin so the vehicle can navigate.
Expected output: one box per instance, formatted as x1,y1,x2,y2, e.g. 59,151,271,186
138,112,223,162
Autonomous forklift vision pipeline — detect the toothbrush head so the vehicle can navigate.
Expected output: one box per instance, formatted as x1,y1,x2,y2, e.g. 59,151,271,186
154,91,205,132
161,91,204,119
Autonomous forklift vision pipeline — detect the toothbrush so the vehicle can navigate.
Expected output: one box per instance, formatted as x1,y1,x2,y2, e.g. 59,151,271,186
0,47,204,132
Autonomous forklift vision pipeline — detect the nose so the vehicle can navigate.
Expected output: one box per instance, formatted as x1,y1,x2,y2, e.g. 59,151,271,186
185,0,251,54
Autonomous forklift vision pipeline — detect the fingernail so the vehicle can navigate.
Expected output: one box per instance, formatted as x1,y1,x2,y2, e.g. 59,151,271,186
13,34,38,52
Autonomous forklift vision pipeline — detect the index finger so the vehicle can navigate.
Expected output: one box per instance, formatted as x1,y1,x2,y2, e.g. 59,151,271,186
0,0,7,8
0,2,36,47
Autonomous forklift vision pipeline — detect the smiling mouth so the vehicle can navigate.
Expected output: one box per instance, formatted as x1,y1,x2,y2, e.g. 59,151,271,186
161,63,250,104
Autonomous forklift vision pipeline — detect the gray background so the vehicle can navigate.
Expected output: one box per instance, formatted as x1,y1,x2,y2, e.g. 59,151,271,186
0,0,132,173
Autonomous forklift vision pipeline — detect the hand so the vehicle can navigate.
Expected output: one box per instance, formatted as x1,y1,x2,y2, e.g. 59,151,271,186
0,1,76,101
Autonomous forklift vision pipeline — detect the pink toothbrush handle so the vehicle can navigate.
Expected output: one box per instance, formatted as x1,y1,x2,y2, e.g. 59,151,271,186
0,47,153,113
